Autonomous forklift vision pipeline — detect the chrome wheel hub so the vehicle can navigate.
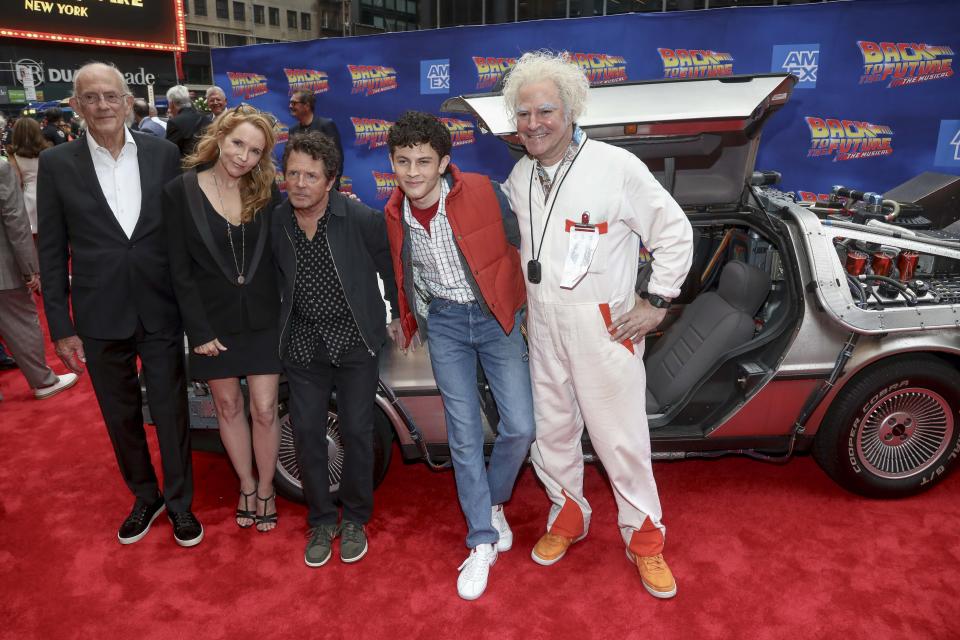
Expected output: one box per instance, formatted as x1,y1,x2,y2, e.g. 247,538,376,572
856,388,953,479
278,408,344,492
877,411,916,444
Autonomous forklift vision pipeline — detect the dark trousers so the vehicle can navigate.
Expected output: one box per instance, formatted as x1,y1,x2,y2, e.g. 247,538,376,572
284,345,379,527
81,321,193,513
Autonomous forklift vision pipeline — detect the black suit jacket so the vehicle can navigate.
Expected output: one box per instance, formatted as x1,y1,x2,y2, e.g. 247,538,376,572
290,116,344,186
163,171,281,348
38,133,183,341
166,107,212,157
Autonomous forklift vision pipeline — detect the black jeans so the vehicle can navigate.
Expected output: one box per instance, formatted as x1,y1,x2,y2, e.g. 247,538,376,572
284,345,379,527
82,320,193,513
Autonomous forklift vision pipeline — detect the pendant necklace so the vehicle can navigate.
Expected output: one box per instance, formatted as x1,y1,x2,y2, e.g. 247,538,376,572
526,139,587,284
214,172,246,285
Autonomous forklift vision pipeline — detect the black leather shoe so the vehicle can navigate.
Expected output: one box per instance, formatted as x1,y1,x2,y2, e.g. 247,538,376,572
118,496,165,545
0,356,17,370
169,511,204,547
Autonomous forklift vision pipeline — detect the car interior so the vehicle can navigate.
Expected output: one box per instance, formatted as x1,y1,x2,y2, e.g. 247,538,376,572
638,215,801,438
645,260,771,415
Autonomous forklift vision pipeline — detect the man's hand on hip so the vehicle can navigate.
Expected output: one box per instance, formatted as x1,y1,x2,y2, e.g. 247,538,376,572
608,293,667,344
55,335,86,374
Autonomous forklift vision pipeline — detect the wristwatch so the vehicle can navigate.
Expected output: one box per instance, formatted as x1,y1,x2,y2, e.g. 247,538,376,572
642,292,672,309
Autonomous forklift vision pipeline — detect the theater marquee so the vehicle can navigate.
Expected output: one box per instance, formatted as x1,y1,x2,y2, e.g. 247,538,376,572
1,0,186,52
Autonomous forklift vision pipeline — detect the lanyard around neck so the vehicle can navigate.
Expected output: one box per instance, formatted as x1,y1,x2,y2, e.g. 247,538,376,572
527,138,587,264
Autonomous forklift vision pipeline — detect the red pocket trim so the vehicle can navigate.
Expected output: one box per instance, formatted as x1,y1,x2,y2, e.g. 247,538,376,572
598,303,635,355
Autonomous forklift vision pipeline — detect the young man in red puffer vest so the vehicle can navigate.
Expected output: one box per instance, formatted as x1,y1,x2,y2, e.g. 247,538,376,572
383,111,535,601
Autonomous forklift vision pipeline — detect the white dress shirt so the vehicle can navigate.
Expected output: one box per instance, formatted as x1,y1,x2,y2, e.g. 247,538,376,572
87,128,142,239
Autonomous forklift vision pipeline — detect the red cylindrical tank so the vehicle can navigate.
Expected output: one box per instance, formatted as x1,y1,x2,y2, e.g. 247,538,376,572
845,250,869,276
897,251,919,282
871,252,893,277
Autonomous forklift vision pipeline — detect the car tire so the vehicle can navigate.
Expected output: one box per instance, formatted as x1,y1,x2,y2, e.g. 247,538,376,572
274,398,394,503
813,354,960,498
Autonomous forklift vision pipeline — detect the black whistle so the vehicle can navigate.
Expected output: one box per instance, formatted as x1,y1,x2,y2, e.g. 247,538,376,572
527,259,541,284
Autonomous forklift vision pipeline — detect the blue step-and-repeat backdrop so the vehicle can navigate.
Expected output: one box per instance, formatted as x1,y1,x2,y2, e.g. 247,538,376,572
211,0,959,205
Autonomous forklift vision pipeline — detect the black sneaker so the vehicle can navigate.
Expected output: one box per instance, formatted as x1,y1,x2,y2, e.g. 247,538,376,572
304,523,339,567
168,511,204,547
118,496,165,545
340,521,368,563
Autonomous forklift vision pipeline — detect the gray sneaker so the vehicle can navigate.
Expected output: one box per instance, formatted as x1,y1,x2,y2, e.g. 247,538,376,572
304,523,339,567
340,521,368,563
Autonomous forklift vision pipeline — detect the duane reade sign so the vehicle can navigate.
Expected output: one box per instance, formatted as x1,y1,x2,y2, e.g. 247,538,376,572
46,65,157,86
15,60,157,87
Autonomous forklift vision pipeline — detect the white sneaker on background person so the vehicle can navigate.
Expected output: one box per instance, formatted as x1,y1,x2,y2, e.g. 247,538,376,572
491,504,513,552
33,372,79,400
457,543,498,600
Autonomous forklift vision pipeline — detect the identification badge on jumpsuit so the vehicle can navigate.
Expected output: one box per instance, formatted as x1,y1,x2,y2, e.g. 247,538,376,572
560,213,600,289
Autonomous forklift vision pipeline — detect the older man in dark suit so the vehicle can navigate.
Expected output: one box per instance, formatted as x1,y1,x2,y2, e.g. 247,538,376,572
165,84,212,158
38,62,203,547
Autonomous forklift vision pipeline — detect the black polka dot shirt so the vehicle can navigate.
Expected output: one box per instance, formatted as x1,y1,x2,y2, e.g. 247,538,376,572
287,207,363,366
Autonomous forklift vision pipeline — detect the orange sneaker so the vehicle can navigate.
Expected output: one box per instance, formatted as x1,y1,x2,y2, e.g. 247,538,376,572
531,532,583,566
627,550,677,599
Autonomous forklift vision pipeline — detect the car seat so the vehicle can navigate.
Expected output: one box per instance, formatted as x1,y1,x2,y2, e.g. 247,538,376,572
645,260,771,413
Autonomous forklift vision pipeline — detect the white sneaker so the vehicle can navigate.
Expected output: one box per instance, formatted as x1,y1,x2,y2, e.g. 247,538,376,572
34,373,79,400
491,504,513,552
457,543,498,601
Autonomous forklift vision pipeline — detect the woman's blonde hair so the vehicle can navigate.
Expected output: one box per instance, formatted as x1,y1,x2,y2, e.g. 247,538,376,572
184,105,277,223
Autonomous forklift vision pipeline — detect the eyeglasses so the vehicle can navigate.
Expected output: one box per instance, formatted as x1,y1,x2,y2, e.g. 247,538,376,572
289,100,305,106
286,170,325,186
77,92,128,106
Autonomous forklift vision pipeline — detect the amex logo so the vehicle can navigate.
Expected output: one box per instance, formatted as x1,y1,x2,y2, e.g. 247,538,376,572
771,44,819,89
421,59,450,95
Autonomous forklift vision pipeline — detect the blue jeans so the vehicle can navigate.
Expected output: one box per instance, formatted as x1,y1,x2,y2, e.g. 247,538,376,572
427,299,536,548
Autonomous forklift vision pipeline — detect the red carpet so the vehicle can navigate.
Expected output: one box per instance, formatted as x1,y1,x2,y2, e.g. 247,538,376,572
2,314,959,639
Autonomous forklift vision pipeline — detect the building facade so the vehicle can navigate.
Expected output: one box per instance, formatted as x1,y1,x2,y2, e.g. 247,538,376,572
183,0,336,87
413,0,832,30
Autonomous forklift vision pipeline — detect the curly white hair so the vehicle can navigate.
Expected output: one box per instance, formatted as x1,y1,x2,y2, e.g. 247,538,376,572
501,50,589,125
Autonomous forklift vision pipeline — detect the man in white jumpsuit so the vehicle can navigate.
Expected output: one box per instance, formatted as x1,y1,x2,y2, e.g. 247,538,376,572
501,51,693,599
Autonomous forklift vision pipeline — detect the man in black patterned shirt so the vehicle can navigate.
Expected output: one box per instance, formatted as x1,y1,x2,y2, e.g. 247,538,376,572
272,132,398,567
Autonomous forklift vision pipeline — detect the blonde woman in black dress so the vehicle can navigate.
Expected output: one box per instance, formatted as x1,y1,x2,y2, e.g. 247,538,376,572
164,106,282,532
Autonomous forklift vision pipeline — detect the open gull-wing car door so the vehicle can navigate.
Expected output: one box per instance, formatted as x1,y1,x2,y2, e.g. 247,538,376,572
441,73,797,209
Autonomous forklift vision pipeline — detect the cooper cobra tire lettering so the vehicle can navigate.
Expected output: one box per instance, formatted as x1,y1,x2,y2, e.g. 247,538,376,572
812,356,960,497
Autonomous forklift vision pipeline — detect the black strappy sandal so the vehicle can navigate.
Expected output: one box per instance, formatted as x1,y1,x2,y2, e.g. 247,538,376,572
236,486,257,529
255,493,278,533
